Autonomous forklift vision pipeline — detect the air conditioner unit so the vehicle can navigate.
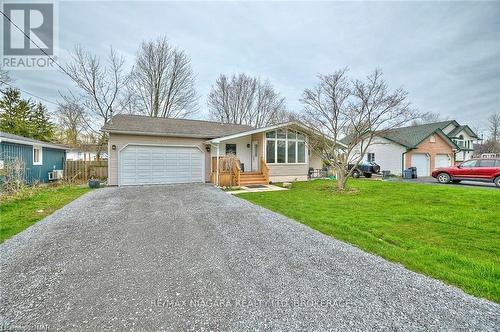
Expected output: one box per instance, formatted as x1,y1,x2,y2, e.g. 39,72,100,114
48,170,64,181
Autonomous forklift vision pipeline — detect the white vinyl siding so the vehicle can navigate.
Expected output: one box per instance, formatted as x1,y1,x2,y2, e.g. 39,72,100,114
119,145,204,186
361,137,406,175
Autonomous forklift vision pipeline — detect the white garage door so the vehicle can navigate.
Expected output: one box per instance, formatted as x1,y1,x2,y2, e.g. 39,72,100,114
435,154,451,169
119,145,204,186
411,153,430,176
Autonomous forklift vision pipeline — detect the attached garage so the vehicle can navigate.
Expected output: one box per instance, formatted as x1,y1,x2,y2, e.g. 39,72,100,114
411,153,430,176
119,145,204,186
435,154,451,169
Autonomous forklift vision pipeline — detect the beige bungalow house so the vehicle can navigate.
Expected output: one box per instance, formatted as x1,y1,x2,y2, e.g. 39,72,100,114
102,114,324,186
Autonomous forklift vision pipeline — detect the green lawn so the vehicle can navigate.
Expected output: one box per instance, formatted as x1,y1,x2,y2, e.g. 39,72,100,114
0,185,91,243
238,180,500,302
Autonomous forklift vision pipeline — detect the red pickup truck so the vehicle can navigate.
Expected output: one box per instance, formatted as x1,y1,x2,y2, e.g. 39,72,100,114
431,158,500,187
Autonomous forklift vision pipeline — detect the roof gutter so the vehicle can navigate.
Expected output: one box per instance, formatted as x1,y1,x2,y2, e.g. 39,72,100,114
209,121,300,143
0,136,68,150
101,129,219,139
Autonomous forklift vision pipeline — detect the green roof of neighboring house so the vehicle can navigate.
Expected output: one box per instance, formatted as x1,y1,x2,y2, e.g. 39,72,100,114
340,120,475,150
380,121,458,148
447,125,479,139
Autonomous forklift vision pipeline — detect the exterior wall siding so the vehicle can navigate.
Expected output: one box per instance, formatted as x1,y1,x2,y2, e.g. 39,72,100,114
364,137,407,176
309,152,323,170
405,134,454,172
268,164,309,182
107,133,210,186
441,123,456,135
0,142,65,183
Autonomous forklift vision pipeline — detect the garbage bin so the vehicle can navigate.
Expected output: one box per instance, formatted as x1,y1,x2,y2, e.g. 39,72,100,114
88,179,100,188
403,169,413,179
410,167,417,178
382,170,391,180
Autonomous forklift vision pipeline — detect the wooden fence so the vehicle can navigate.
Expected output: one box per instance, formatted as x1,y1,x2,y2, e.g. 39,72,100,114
64,160,108,181
210,156,242,187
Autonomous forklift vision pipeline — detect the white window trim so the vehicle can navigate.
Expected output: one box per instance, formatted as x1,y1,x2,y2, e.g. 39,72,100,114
264,129,308,165
33,145,43,165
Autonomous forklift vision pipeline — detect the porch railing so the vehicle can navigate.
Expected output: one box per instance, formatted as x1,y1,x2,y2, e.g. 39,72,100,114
260,157,269,183
211,156,241,187
211,156,269,186
231,162,241,187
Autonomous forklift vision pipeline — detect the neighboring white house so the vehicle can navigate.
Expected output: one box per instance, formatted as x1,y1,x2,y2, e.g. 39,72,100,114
66,145,108,161
440,123,479,162
363,136,407,175
358,120,479,176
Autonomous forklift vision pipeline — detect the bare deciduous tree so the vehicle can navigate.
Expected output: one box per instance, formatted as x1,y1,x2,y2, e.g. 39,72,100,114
65,46,129,156
476,112,500,154
411,111,446,125
208,73,288,127
56,98,87,146
128,36,198,118
488,112,500,143
301,69,419,191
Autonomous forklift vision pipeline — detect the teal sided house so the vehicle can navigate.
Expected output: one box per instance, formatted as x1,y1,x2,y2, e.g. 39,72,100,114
0,131,67,183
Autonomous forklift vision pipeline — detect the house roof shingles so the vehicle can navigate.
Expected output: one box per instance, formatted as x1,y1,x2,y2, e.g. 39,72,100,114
101,114,254,139
380,121,456,148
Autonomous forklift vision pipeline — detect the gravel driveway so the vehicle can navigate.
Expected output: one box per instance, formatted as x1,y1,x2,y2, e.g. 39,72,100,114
1,184,498,331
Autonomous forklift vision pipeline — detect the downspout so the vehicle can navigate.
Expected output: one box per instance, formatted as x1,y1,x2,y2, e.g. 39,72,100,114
209,144,212,176
216,144,220,186
401,150,408,176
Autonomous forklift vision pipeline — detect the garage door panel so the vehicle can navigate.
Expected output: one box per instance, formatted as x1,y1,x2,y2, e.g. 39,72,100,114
119,145,204,186
411,153,430,176
435,154,451,169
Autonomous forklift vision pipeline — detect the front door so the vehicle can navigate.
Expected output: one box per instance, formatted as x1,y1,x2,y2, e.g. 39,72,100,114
251,141,259,172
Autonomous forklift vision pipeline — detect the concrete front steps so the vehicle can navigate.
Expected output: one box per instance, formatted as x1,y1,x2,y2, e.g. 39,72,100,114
239,172,268,186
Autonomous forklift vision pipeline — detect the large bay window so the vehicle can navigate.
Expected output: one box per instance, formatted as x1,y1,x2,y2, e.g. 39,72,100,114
266,129,306,164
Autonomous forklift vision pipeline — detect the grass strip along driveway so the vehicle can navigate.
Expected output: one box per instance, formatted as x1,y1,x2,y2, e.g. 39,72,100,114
239,180,500,303
0,185,90,243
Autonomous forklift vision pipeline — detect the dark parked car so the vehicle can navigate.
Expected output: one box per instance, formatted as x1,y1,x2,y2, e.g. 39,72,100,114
431,158,500,187
348,161,381,178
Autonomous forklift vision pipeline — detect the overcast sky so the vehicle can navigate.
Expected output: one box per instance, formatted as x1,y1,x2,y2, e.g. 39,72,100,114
8,1,500,134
